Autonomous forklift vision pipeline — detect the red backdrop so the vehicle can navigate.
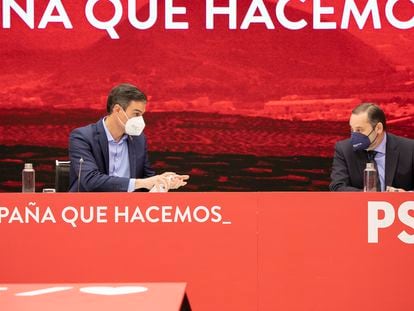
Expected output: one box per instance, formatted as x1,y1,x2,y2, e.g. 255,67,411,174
1,192,413,310
0,0,413,191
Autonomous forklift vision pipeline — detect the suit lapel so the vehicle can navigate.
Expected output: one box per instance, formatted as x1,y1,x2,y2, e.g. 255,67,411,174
355,150,367,183
385,133,399,187
127,136,137,177
96,119,110,174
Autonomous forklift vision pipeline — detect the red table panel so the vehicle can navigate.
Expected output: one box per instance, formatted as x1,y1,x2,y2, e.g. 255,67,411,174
0,193,258,311
258,193,414,311
1,193,413,310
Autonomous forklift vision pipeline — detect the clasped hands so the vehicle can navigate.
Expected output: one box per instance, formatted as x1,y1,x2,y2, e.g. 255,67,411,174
386,186,406,192
135,172,190,192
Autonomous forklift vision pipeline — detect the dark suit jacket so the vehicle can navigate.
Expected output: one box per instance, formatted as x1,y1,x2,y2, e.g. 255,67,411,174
68,119,155,192
330,133,414,191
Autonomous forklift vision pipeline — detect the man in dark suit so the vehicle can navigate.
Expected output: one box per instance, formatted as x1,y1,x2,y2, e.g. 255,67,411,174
330,103,414,192
69,83,189,192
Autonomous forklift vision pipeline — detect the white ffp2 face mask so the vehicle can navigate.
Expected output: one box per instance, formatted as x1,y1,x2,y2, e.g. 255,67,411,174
118,108,146,136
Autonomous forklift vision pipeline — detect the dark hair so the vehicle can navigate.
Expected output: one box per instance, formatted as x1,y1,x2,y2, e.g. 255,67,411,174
352,103,387,130
106,83,147,113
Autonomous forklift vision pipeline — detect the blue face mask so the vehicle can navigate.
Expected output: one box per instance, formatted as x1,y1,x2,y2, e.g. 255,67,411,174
351,127,378,151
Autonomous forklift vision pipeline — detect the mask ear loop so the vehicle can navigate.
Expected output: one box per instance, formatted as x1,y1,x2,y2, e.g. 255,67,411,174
367,123,379,148
116,106,129,127
121,107,129,120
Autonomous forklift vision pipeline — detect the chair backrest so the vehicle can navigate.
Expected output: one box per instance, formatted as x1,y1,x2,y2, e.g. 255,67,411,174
55,160,71,192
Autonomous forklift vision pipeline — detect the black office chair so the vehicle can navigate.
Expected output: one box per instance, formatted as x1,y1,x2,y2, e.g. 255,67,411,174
55,160,71,192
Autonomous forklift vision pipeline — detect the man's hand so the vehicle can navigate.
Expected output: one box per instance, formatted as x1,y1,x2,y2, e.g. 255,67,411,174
135,172,190,191
161,172,190,190
386,186,406,192
135,175,170,191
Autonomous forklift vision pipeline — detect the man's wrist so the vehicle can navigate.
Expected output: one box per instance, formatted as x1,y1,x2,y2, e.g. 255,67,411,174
135,178,144,190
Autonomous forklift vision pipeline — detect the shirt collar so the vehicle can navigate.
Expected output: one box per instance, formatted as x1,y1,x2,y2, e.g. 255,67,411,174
102,118,128,143
374,132,387,155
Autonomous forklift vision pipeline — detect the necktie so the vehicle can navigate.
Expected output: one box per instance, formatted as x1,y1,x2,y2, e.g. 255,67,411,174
366,150,381,191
